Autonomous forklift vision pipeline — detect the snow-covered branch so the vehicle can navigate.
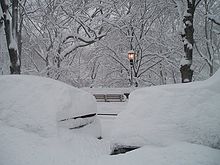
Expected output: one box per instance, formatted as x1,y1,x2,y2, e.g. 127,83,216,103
208,14,220,26
0,6,3,28
60,32,107,60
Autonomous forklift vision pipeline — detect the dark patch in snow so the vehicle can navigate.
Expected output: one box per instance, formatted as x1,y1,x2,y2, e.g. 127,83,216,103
124,93,130,99
97,136,102,140
97,113,117,116
69,120,94,129
111,146,140,155
59,113,96,122
69,123,89,129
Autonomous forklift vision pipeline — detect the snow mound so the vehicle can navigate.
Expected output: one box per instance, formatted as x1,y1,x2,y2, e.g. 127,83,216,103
0,75,100,137
111,69,220,149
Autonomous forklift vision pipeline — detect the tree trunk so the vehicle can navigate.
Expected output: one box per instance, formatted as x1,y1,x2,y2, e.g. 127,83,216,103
180,0,198,83
0,0,21,74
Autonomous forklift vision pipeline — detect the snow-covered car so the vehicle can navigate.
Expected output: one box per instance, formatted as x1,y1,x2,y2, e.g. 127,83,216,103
0,75,111,165
111,69,220,151
0,75,101,138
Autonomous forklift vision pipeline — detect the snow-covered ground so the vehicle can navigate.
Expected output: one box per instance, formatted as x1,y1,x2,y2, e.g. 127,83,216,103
97,102,127,138
1,71,220,165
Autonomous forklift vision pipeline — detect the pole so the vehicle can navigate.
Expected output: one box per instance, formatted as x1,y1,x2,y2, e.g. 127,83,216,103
130,65,133,86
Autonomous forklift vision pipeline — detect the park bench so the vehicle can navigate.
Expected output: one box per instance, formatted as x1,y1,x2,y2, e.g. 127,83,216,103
93,94,125,102
93,94,107,102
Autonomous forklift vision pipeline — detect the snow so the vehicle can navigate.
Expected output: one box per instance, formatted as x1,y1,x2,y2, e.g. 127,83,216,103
97,102,127,138
184,11,192,17
0,123,110,165
0,6,2,18
8,38,18,50
187,43,193,49
97,102,127,114
1,72,220,165
111,69,220,149
0,75,109,165
183,38,193,50
185,20,192,26
0,75,100,137
80,142,220,165
180,57,191,66
177,25,185,35
183,78,190,83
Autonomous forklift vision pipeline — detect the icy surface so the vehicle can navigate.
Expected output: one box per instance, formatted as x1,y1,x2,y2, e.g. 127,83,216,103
111,69,220,148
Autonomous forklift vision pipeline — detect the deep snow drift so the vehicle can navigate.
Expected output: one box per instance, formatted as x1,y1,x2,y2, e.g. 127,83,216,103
111,69,220,149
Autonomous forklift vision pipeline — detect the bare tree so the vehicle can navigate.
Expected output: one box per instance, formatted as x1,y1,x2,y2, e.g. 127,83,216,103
21,0,110,83
175,0,202,83
1,0,21,74
194,0,220,77
97,0,181,87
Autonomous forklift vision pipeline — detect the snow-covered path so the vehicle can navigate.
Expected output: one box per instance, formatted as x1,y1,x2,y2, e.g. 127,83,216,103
97,102,128,139
97,102,128,114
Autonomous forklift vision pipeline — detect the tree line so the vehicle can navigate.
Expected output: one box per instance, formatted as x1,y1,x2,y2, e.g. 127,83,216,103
0,0,219,87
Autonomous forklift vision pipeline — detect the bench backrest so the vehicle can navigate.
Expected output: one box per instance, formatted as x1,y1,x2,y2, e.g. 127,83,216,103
93,94,125,102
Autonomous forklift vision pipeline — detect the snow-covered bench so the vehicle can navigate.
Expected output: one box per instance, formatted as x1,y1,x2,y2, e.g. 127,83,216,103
94,94,125,102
